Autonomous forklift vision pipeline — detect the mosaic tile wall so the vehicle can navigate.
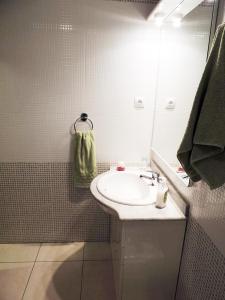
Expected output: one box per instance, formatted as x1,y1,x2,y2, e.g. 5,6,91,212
175,183,225,300
0,0,158,242
176,218,225,300
117,0,213,5
116,0,159,3
151,155,225,300
0,162,110,242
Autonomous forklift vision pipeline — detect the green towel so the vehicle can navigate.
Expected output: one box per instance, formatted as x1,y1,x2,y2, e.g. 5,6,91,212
177,23,225,190
74,130,97,188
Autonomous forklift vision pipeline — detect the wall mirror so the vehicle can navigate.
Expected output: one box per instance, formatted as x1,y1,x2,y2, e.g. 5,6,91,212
151,0,217,186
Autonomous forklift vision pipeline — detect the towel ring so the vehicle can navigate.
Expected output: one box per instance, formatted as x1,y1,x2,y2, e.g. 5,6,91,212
74,113,93,132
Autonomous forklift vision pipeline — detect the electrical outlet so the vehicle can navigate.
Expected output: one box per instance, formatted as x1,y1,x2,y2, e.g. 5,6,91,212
134,97,144,109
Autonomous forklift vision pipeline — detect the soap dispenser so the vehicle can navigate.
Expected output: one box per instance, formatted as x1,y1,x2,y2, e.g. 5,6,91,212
155,177,168,209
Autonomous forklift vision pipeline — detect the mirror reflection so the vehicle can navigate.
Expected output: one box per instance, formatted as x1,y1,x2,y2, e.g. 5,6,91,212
152,0,215,185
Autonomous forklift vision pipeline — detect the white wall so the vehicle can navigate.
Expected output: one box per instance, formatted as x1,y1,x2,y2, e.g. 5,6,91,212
152,4,213,165
0,0,159,163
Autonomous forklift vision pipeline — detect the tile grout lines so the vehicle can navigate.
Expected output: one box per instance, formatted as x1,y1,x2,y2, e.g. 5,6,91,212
34,259,111,262
21,243,42,300
17,242,111,300
80,243,86,300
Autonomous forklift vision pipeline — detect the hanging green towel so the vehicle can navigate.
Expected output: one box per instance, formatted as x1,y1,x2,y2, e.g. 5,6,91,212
177,23,225,190
74,130,97,188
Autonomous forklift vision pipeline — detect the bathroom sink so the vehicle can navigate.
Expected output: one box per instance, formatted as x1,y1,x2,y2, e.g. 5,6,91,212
96,171,157,206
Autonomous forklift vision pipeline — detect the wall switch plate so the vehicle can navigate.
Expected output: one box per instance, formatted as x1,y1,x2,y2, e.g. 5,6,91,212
134,97,144,109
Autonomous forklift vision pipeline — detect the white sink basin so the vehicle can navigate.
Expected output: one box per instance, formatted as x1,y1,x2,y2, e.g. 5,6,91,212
96,171,157,206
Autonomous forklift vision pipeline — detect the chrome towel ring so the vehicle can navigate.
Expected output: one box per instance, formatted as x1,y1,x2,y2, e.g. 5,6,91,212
74,113,93,132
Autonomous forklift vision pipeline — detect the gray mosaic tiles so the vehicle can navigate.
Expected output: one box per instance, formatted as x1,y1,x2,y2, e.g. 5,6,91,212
151,158,225,300
114,0,159,3
0,162,110,243
115,0,213,6
176,219,225,300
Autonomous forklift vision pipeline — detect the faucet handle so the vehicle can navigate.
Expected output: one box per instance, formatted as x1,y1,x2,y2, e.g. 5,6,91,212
146,171,164,183
157,176,164,183
150,171,160,180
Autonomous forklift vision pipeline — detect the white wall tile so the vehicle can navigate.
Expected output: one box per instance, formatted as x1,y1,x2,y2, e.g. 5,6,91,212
0,0,159,163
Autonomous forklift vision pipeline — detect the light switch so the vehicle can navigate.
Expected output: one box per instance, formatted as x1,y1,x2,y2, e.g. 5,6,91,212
134,97,144,109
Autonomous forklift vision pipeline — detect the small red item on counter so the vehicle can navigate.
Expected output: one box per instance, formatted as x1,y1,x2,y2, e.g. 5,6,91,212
177,166,184,173
116,166,125,171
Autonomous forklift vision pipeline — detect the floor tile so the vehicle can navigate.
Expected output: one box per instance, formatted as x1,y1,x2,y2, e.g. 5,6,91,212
37,242,84,262
81,261,116,300
0,262,33,300
84,242,111,261
23,261,82,300
0,244,40,262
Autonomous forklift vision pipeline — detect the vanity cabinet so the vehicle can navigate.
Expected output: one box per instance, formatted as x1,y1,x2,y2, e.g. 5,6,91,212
90,170,186,300
111,216,186,300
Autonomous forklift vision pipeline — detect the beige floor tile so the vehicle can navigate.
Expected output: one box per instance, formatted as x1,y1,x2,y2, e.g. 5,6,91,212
37,242,84,262
0,244,40,262
81,261,116,300
23,261,82,300
0,262,33,300
84,242,111,261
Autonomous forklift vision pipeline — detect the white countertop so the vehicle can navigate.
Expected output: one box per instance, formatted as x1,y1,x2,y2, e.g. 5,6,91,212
91,173,186,221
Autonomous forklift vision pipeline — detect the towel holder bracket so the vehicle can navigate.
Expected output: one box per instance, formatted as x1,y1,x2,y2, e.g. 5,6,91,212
74,113,93,132
80,113,88,121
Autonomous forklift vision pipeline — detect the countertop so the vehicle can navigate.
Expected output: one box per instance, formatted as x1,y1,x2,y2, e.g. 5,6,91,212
90,172,186,221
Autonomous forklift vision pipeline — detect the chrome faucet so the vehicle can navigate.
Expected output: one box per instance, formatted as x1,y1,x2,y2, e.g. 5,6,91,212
140,174,155,186
140,171,161,184
150,171,160,181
